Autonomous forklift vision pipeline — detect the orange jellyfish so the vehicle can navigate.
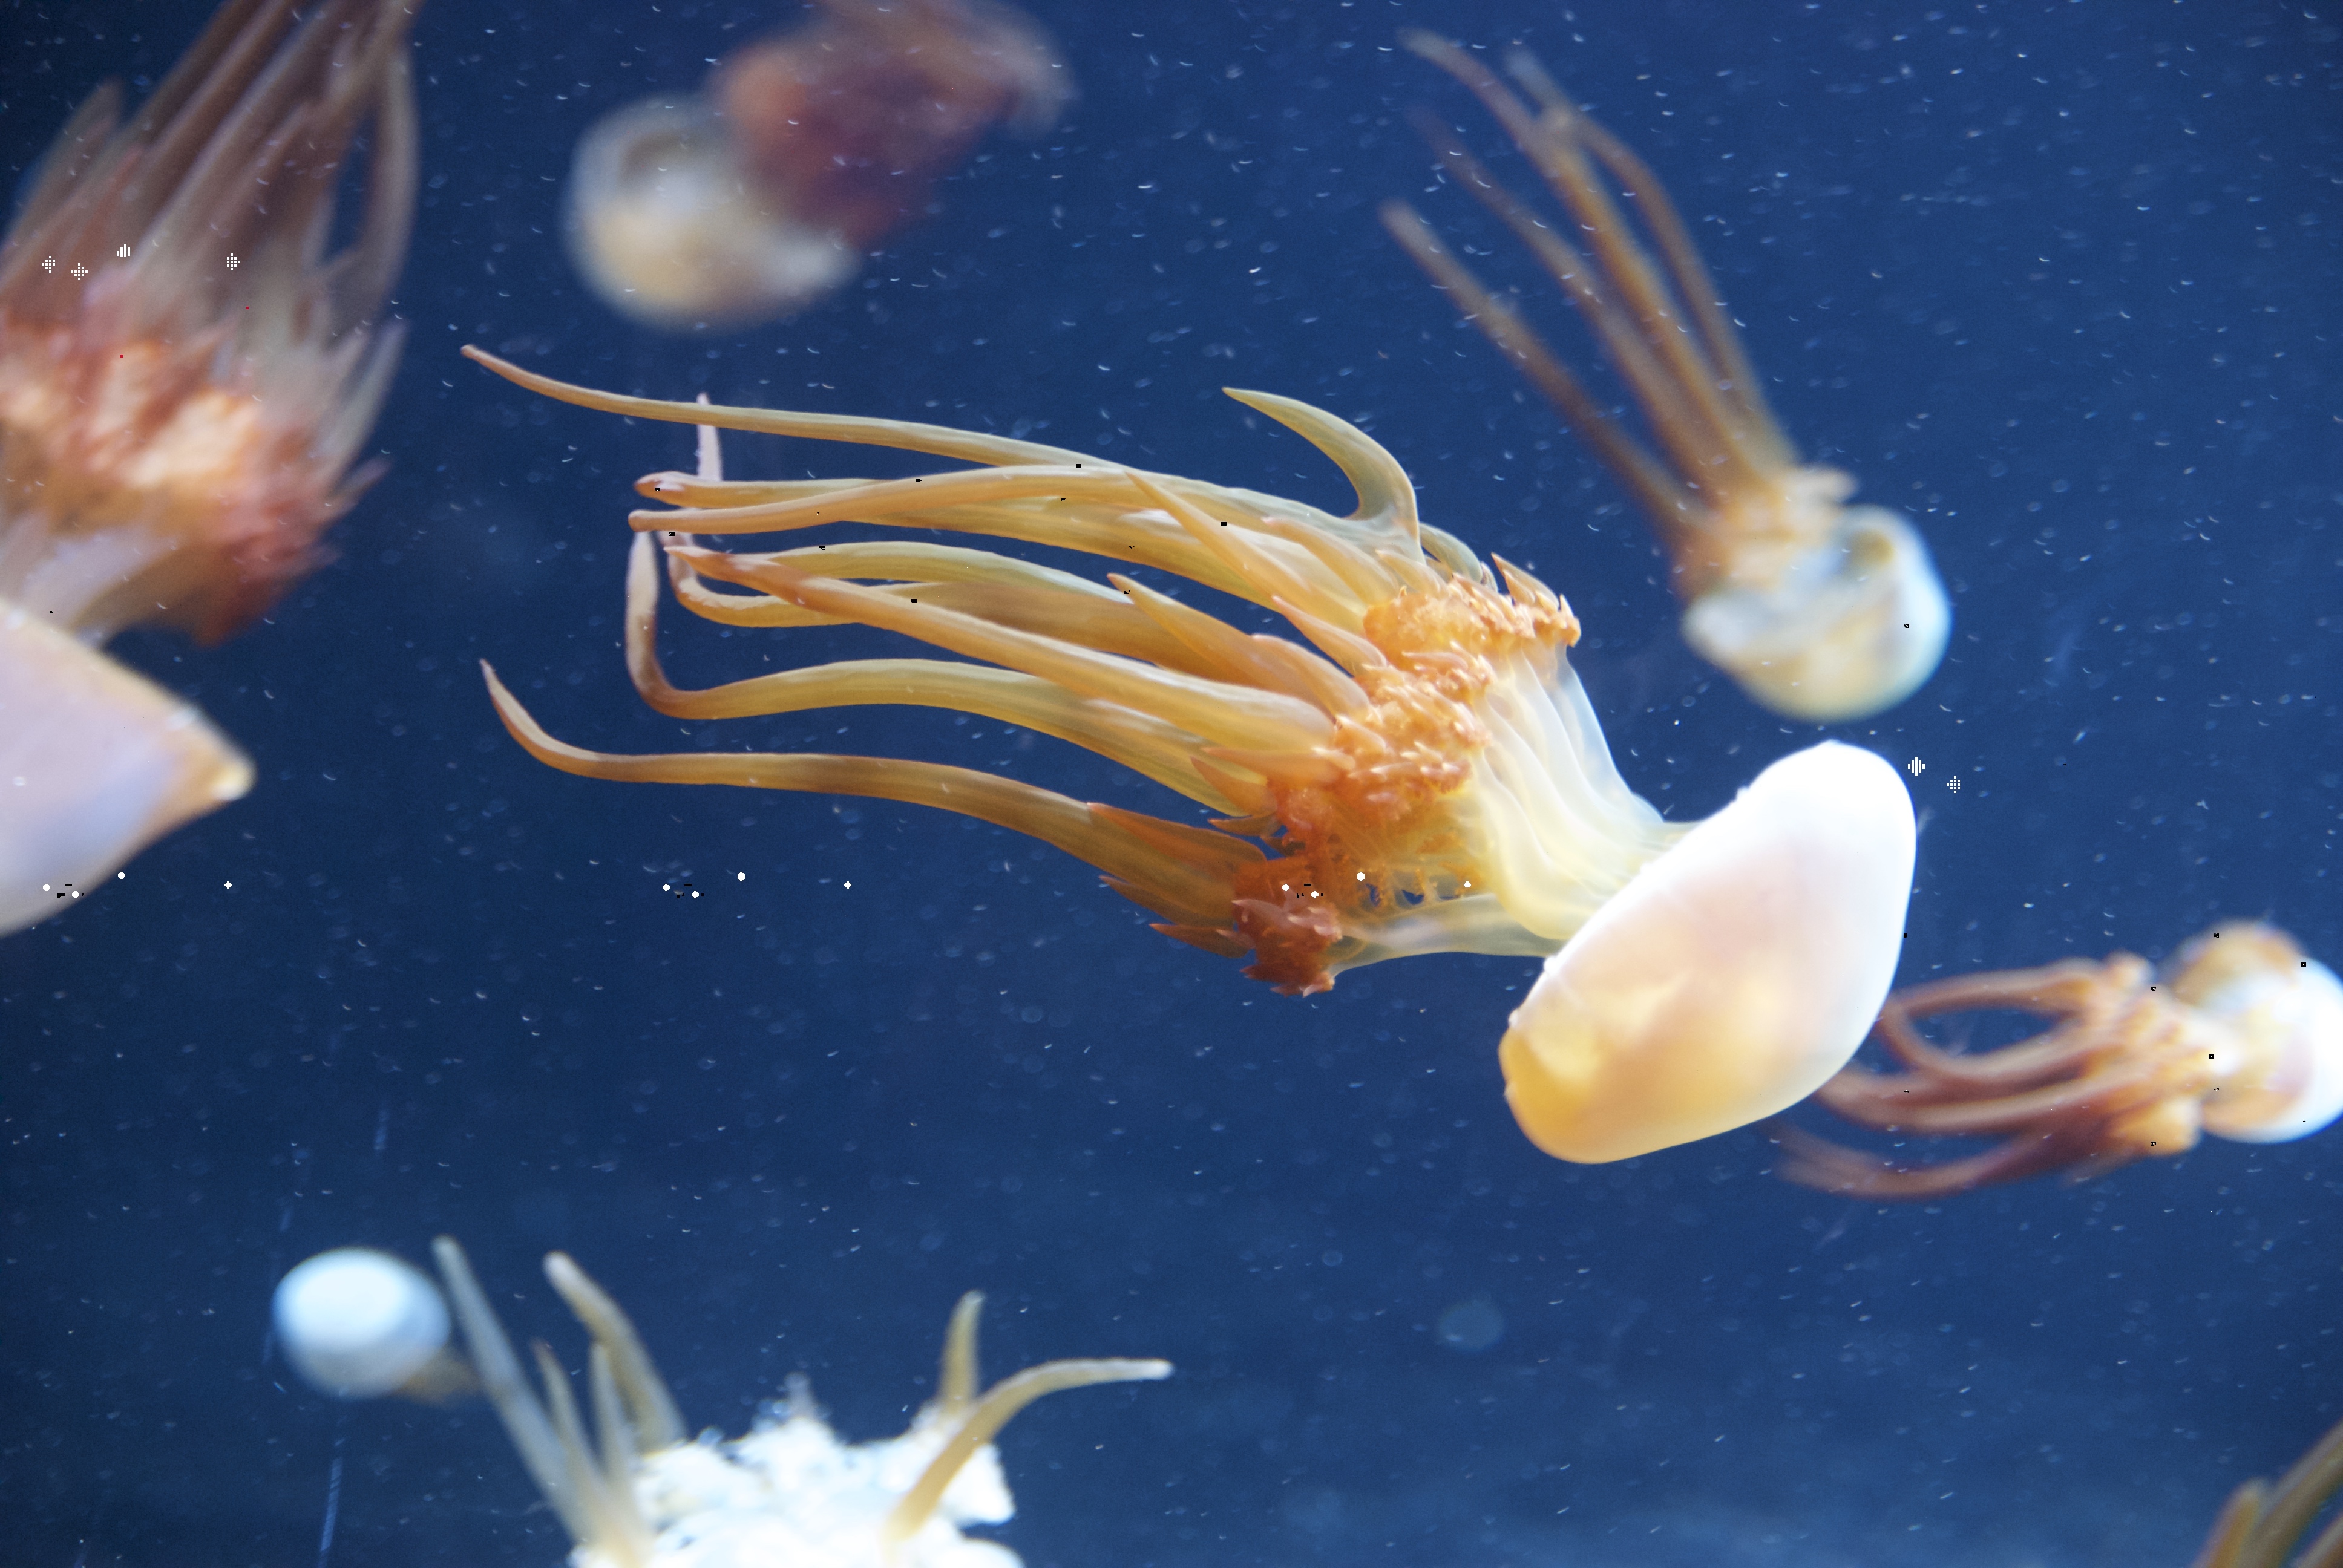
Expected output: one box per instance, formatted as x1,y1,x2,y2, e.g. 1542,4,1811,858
1381,33,1949,724
1774,923,2343,1198
566,0,1069,332
0,0,418,936
464,348,1919,1165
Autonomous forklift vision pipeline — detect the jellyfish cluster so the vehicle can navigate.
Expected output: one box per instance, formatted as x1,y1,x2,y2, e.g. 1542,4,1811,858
5,1,2343,1564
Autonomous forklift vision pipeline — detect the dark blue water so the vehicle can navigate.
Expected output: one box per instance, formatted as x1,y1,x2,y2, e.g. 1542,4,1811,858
4,2,2339,1564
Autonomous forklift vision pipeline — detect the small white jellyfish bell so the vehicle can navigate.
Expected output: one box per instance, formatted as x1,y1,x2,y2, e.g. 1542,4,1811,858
566,99,859,332
1677,492,1953,726
2178,926,2343,1145
1499,742,1916,1163
274,1247,465,1400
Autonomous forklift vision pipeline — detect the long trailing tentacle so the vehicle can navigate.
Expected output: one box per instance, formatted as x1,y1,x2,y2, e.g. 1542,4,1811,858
1379,198,1694,540
1399,31,1787,487
483,661,1263,936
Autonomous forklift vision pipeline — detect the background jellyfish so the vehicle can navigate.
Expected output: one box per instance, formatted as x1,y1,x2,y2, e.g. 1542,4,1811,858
0,0,417,936
566,0,1069,332
275,1240,1168,1568
466,349,1915,1167
1383,33,1950,724
1776,923,2343,1198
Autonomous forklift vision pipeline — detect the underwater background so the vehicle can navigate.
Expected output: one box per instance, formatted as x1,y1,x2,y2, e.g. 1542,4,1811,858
3,1,2339,1564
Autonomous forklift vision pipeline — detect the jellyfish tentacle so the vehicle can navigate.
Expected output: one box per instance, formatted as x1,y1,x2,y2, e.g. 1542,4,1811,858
1503,48,1780,449
1378,200,1696,546
1395,36,1774,504
882,1352,1175,1546
467,346,1097,467
673,543,1234,682
627,539,1254,808
734,554,1340,754
1219,387,1420,549
485,662,1262,934
430,1238,588,1541
542,1252,686,1452
1111,574,1369,715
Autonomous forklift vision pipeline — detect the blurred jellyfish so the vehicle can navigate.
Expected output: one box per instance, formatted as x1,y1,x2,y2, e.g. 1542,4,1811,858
273,1247,471,1400
568,0,1070,331
277,1239,1169,1568
1435,1298,1506,1353
1777,923,2343,1197
0,0,418,935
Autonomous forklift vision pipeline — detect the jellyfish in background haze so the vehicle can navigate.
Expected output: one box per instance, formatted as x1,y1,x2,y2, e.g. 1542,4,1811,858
0,0,418,936
566,0,1069,332
275,1239,1168,1568
1382,33,1950,724
464,348,1918,1166
1775,923,2343,1198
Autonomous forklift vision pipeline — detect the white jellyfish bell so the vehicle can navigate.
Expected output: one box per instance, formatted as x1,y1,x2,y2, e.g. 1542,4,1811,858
273,1247,469,1400
1499,742,1918,1163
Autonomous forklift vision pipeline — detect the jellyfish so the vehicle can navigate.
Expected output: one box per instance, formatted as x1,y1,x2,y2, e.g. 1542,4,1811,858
1380,33,1950,724
464,348,1916,1165
566,0,1069,331
1774,923,2343,1198
0,0,418,936
277,1239,1169,1568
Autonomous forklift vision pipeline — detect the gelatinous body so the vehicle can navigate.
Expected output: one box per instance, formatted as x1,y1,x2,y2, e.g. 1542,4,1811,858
1777,923,2343,1197
568,0,1067,330
1384,33,1948,723
465,350,1915,1164
283,1240,1168,1568
0,0,417,933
